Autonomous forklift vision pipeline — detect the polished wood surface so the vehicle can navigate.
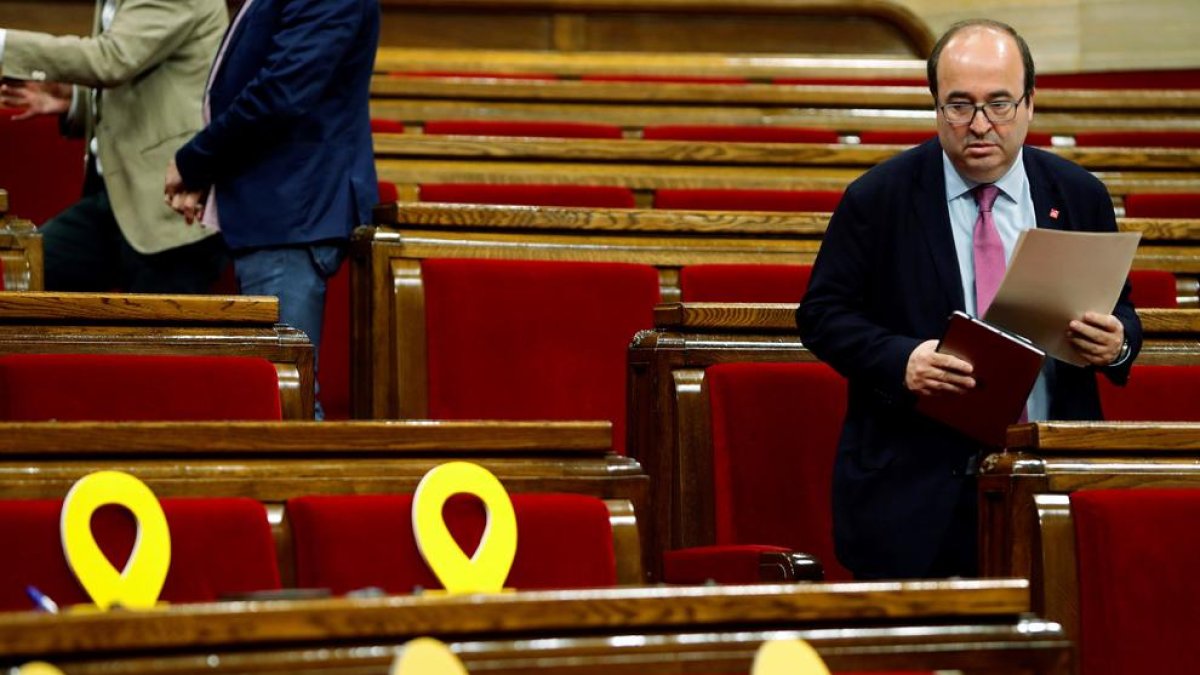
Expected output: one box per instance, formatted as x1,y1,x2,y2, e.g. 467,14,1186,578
0,293,313,419
0,291,278,323
374,73,1200,111
376,134,1200,171
0,217,42,292
0,579,1072,675
375,1,933,55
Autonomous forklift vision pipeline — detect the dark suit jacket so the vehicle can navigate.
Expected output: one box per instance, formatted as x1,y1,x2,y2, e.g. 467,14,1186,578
175,0,380,249
796,140,1141,578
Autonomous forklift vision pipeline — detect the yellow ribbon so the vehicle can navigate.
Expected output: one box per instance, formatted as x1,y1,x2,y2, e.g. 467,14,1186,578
752,639,831,675
60,471,171,610
391,637,469,675
16,663,65,675
411,462,517,594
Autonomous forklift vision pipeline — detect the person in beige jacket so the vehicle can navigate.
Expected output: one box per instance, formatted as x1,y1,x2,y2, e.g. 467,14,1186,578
0,0,228,292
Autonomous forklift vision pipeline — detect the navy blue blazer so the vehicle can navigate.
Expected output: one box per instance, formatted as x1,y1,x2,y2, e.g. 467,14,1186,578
796,140,1141,578
175,0,380,249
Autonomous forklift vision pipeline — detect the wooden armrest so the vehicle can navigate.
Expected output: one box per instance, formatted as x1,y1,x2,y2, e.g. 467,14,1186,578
758,551,824,582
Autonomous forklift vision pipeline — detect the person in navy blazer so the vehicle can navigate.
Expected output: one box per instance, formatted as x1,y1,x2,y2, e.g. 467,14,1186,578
796,20,1141,579
165,0,380,417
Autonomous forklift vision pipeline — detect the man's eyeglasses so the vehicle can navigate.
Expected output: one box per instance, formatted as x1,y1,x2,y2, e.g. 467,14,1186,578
938,94,1027,126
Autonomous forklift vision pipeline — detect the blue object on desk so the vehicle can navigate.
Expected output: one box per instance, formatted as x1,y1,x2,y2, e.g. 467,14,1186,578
25,585,59,613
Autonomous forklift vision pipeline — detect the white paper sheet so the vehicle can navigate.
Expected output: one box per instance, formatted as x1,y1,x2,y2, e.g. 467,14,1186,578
983,228,1141,366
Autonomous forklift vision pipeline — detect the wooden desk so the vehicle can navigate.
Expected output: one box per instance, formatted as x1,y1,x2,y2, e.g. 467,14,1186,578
0,579,1070,674
0,419,649,585
0,292,313,419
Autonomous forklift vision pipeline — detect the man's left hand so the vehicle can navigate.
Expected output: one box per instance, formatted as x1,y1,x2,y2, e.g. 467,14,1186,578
164,159,205,225
1067,311,1125,366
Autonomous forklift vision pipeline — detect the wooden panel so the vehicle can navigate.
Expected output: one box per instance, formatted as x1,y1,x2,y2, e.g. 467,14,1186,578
0,291,278,323
0,217,42,292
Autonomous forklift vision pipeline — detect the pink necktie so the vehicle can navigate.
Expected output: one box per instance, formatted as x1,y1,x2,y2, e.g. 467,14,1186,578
972,184,1004,317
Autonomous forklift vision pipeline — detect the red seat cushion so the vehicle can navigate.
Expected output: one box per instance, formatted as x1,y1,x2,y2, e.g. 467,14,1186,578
423,119,623,139
655,188,841,212
422,259,659,454
662,544,792,585
1038,69,1200,89
859,130,1054,146
1098,365,1200,421
1073,131,1200,148
318,262,352,420
643,125,838,144
706,361,850,580
0,109,87,225
1072,489,1200,675
288,493,617,594
773,77,926,86
0,497,279,611
680,264,812,303
419,183,636,208
1127,269,1177,308
580,74,749,84
390,71,557,81
1124,193,1200,219
0,354,282,421
377,180,399,203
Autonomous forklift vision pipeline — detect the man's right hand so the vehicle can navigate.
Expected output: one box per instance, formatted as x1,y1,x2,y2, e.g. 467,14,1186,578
0,80,71,120
905,339,975,395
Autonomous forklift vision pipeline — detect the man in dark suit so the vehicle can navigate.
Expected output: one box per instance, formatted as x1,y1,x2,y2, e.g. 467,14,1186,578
796,19,1140,579
164,0,380,418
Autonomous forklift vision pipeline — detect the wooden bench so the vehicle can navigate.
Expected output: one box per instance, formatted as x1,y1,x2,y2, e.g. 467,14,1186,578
0,419,649,585
0,579,1071,674
0,292,314,419
372,143,1200,207
373,0,934,55
630,304,1200,577
0,200,42,291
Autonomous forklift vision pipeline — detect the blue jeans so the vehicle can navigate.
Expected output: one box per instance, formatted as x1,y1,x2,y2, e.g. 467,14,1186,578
233,243,346,419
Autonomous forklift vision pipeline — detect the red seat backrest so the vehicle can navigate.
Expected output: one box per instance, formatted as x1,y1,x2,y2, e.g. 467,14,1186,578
1073,131,1200,148
1098,364,1200,421
680,264,812,303
419,183,636,208
0,109,86,226
288,493,617,594
706,361,851,580
1124,193,1200,219
1071,489,1200,675
642,125,838,143
654,188,842,212
859,130,1054,146
1127,269,1177,308
423,119,623,139
0,354,282,421
0,497,280,611
422,258,660,454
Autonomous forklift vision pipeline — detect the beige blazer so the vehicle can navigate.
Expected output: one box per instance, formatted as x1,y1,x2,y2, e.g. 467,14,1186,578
3,0,228,253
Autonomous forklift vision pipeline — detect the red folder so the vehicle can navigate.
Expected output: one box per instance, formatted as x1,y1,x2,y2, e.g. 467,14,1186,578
915,311,1046,448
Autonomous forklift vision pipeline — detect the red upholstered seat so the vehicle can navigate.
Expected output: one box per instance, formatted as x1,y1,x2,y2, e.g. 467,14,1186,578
423,119,623,139
1126,269,1177,308
655,189,841,212
422,259,659,454
662,361,850,583
858,130,1054,146
0,497,279,611
419,183,636,208
370,118,405,134
0,354,282,421
580,74,749,84
1073,131,1200,148
772,77,926,86
1071,489,1200,675
1124,193,1200,219
0,109,86,225
288,493,617,594
1098,364,1200,421
642,125,838,143
1038,69,1200,89
377,180,399,203
389,71,557,81
319,263,352,420
0,258,5,290
680,264,812,303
